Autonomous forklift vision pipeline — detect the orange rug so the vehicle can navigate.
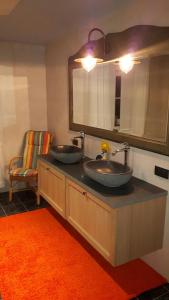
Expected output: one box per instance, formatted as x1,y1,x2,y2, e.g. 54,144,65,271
0,208,166,300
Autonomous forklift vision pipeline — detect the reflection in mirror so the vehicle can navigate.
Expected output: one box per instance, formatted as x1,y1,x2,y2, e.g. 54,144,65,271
73,63,115,131
73,54,169,143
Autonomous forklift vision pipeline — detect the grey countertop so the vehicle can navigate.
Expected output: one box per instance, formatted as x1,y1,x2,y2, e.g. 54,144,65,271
39,155,168,209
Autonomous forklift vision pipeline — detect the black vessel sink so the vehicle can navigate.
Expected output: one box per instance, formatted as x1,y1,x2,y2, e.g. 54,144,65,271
83,160,132,187
49,145,83,164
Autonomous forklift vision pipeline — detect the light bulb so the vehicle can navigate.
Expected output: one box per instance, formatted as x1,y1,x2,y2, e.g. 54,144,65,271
81,55,97,72
119,54,134,74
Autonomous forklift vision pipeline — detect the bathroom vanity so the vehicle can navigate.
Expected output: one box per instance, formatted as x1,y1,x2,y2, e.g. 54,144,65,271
37,156,167,266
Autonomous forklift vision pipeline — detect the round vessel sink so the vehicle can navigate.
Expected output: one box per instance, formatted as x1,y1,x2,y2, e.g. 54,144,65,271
83,160,133,187
49,145,83,164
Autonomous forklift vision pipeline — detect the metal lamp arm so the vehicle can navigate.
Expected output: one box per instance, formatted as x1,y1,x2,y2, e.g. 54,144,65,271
88,28,106,42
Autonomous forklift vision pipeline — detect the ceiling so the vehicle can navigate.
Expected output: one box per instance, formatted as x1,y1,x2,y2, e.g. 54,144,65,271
0,0,21,15
0,0,124,45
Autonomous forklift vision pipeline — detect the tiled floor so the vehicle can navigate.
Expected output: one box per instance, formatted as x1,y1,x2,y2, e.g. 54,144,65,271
131,283,169,299
0,191,168,300
0,190,49,217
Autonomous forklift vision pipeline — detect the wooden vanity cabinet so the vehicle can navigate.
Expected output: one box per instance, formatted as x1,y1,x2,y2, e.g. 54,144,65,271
66,179,115,262
66,179,166,266
38,160,66,218
37,159,166,266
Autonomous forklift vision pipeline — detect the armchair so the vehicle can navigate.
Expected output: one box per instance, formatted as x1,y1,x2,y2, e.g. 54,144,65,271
9,130,52,203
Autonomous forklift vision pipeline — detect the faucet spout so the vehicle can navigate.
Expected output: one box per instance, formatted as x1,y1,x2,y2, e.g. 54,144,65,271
124,148,128,166
72,130,85,157
111,142,130,166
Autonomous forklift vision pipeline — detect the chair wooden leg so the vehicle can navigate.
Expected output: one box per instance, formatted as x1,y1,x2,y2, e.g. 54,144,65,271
36,192,40,206
9,177,13,202
35,175,40,205
9,189,13,202
26,181,30,189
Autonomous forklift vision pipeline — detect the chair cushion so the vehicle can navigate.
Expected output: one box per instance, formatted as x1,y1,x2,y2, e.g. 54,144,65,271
10,168,38,177
23,131,52,169
27,130,51,146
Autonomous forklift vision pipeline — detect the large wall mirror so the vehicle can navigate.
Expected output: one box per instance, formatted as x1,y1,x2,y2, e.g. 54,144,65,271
69,25,169,155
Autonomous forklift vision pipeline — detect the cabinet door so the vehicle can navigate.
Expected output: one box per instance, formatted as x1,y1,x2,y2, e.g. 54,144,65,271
38,161,66,218
66,179,115,262
38,161,49,197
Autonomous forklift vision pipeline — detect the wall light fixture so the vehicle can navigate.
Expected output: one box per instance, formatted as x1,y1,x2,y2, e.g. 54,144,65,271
74,28,138,73
74,28,106,72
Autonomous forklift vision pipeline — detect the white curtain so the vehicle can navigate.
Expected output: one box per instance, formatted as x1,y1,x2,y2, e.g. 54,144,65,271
73,63,116,130
120,59,149,136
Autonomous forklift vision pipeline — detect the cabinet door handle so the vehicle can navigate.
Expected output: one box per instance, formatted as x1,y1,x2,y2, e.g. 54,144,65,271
82,191,87,196
46,167,50,171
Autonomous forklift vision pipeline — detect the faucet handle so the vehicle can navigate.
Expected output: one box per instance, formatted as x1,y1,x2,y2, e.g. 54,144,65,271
111,142,130,156
121,142,130,150
80,130,85,138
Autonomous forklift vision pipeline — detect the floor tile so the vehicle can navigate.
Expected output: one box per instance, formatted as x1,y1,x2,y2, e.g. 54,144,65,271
17,191,49,211
15,191,36,210
0,192,8,201
138,286,168,300
164,284,169,292
0,190,49,217
155,293,169,300
0,205,6,217
1,199,26,216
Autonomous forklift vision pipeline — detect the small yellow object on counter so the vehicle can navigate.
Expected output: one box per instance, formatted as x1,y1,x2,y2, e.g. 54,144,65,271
100,141,110,153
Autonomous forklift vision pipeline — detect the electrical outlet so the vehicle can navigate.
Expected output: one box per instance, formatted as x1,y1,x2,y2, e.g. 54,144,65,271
154,166,169,179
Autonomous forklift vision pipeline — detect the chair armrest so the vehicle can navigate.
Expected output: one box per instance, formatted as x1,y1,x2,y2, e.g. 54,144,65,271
9,156,23,173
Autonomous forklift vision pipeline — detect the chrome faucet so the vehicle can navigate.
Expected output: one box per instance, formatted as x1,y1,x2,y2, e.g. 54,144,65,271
112,142,130,166
72,130,85,156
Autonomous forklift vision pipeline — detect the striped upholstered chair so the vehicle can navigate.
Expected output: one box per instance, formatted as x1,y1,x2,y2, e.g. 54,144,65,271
9,130,52,203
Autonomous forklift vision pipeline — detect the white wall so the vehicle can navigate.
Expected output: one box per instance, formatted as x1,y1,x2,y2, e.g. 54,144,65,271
46,0,169,280
0,42,47,190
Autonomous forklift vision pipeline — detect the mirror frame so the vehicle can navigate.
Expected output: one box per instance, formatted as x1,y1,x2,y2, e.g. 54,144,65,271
68,25,169,156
